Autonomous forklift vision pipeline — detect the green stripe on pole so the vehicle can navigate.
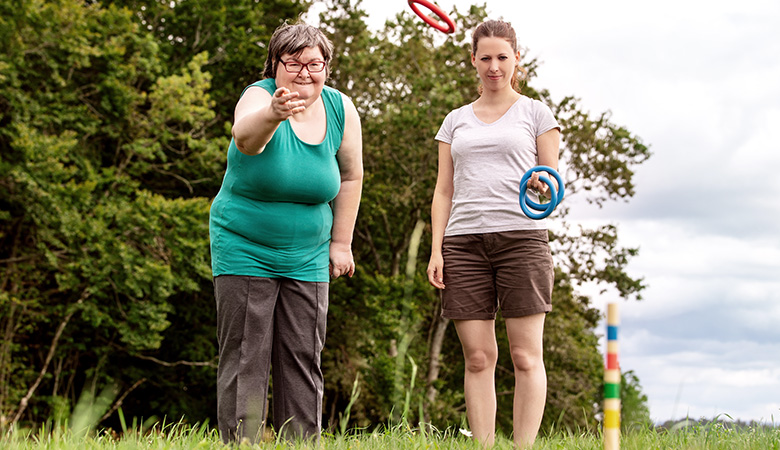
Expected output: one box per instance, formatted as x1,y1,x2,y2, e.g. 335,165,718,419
604,382,620,399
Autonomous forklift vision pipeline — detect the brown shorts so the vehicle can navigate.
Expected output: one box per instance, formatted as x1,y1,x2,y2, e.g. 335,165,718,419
440,229,553,320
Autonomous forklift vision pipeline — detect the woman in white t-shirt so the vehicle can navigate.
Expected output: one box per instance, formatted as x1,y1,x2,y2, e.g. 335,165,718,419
426,19,561,449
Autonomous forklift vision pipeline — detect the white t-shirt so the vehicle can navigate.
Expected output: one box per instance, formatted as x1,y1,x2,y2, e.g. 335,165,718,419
435,95,561,236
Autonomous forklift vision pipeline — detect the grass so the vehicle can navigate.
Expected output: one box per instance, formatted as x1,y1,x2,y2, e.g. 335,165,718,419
2,420,779,450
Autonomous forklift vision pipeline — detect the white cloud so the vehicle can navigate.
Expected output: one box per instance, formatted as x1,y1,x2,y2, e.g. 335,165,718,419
530,0,780,423
617,332,780,422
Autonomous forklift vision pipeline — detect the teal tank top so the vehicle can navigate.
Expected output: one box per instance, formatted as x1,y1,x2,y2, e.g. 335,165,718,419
209,78,345,282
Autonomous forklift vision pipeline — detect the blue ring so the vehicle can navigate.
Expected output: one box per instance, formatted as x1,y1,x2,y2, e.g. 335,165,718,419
519,166,564,220
519,178,556,219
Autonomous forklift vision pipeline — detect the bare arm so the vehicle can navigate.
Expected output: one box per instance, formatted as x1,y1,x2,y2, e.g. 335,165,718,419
528,128,562,197
231,86,307,155
329,94,363,278
426,141,454,289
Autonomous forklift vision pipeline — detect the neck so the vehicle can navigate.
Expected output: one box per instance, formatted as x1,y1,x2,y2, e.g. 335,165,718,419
477,85,521,106
291,95,323,122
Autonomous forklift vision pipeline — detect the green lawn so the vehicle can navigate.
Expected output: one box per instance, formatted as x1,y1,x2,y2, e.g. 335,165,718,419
2,421,779,450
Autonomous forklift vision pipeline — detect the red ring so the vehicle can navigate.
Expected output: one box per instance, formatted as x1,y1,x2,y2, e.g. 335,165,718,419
408,0,456,34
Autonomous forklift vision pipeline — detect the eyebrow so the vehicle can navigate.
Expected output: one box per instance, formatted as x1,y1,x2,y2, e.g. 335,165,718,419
288,50,325,61
282,58,325,62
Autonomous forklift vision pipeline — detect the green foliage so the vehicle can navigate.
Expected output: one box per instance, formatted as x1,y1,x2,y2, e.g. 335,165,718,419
321,0,482,276
539,270,604,434
325,271,438,428
107,0,308,178
621,370,652,432
553,223,646,300
0,0,220,428
554,96,651,207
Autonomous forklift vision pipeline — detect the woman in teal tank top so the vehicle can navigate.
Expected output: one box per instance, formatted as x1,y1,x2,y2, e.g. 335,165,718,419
210,77,345,281
209,22,363,445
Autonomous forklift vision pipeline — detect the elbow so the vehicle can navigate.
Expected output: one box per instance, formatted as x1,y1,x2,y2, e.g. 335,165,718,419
236,141,262,156
435,185,454,201
232,127,263,156
341,166,364,184
354,167,364,183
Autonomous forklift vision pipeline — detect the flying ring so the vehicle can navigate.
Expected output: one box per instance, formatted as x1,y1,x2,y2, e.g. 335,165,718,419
408,0,456,34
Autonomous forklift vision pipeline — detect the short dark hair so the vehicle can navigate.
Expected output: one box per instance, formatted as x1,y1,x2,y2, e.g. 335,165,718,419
262,22,334,79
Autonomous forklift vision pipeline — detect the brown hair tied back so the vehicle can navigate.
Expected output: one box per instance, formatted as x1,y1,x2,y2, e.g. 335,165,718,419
471,20,526,93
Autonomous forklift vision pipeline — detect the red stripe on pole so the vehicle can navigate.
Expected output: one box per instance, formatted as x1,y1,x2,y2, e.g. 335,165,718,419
607,353,619,370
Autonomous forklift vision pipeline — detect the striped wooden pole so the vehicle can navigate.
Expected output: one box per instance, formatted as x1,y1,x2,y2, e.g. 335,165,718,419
604,303,620,450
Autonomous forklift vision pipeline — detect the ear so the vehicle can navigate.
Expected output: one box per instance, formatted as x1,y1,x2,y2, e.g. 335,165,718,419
471,53,477,67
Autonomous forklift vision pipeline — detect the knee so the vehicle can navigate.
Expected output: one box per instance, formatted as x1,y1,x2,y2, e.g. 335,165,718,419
464,348,497,373
510,347,542,373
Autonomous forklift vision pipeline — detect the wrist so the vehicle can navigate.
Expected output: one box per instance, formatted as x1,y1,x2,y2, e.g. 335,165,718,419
262,105,286,124
330,241,352,250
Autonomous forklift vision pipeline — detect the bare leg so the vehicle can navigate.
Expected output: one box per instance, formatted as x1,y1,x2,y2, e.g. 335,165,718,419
505,314,547,449
454,319,498,447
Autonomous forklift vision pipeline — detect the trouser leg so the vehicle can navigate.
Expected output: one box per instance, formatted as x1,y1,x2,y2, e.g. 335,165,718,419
215,275,279,444
271,279,329,441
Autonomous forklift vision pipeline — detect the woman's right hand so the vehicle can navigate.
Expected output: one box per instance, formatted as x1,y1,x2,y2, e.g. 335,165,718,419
427,254,445,289
270,87,306,121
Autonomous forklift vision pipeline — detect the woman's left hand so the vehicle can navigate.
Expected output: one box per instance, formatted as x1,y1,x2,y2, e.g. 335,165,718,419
329,242,355,278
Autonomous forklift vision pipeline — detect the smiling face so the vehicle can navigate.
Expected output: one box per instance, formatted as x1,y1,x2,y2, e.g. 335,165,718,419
471,36,520,93
275,46,327,104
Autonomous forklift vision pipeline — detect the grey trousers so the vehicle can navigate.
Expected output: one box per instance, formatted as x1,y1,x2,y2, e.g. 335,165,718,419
214,275,328,444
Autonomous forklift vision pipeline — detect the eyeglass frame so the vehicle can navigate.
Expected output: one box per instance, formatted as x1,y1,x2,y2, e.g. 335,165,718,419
278,59,328,74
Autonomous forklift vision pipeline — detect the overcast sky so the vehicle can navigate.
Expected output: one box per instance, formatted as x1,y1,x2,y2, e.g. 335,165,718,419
310,0,780,424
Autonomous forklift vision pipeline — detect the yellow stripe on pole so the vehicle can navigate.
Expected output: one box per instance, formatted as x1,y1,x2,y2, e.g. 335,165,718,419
607,340,619,354
604,408,620,428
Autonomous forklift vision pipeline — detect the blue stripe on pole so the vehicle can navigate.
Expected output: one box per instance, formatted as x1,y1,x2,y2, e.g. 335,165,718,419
607,325,618,340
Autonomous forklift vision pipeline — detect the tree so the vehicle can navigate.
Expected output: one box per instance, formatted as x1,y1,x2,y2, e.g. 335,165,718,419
621,370,652,432
318,0,482,429
107,0,309,195
0,0,228,427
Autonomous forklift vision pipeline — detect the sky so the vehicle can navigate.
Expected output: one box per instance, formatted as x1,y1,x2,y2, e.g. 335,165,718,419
309,0,780,424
